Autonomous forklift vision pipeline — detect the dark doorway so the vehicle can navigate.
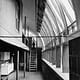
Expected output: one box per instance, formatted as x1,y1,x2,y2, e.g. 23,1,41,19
69,37,80,80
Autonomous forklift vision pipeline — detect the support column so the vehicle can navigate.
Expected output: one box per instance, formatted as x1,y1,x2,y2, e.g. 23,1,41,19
62,43,69,73
0,63,1,80
16,50,19,80
56,35,61,68
54,38,57,65
24,51,26,78
51,40,53,64
61,43,63,72
56,46,61,67
27,52,29,71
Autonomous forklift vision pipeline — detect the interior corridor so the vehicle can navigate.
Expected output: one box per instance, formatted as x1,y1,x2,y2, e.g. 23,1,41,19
1,0,80,80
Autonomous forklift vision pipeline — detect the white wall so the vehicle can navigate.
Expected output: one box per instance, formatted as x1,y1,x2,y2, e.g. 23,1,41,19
72,0,80,29
0,0,23,41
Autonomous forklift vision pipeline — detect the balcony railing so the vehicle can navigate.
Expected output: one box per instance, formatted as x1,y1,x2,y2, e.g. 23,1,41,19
61,20,77,36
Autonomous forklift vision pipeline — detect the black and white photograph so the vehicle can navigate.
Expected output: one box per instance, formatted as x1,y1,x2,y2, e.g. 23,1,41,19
0,0,79,80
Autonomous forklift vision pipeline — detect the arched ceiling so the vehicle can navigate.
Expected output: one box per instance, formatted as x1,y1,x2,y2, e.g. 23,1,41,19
38,0,76,48
22,0,76,49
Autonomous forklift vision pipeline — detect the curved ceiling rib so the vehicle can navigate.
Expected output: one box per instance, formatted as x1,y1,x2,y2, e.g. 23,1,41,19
55,0,67,28
44,12,56,36
43,18,52,38
44,14,56,44
43,24,51,43
41,26,50,46
38,33,45,50
61,3,73,23
42,22,51,42
68,0,74,9
46,5,61,33
44,14,54,37
40,29,48,45
47,0,61,19
43,17,57,44
43,16,52,37
49,0,64,30
42,22,50,37
46,5,64,32
47,0,64,28
46,1,64,31
43,18,56,44
60,1,76,24
44,13,56,45
41,27,49,43
50,0,60,16
45,8,59,35
41,26,48,37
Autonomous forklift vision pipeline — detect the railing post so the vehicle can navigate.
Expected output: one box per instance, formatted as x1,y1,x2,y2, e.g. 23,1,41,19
0,63,1,80
16,50,19,80
54,37,57,65
24,51,26,78
60,42,63,72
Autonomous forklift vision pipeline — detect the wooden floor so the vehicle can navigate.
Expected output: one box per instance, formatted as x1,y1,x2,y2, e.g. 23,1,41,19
1,71,44,80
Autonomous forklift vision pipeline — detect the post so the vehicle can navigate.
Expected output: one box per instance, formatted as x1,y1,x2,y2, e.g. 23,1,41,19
36,37,37,71
16,50,19,80
61,43,63,72
27,52,29,71
56,35,61,68
54,38,57,65
24,51,26,78
0,63,1,80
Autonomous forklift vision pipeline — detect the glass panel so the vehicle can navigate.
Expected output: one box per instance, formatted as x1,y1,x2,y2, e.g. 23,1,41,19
60,0,76,22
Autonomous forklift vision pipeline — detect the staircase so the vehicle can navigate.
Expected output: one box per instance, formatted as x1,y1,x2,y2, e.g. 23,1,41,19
29,49,37,72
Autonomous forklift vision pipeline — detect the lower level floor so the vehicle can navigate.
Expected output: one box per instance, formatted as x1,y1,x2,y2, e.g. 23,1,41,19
1,60,66,80
1,71,43,80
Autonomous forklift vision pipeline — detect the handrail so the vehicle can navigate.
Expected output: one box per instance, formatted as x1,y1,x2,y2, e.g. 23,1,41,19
67,20,76,28
60,20,77,35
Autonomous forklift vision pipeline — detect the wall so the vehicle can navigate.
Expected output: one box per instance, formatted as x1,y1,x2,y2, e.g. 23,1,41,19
69,37,80,80
22,0,36,34
0,0,23,76
0,0,23,41
42,60,63,80
71,0,80,30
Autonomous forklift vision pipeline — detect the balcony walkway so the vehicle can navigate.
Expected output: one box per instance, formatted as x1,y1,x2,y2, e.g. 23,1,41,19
1,71,44,80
